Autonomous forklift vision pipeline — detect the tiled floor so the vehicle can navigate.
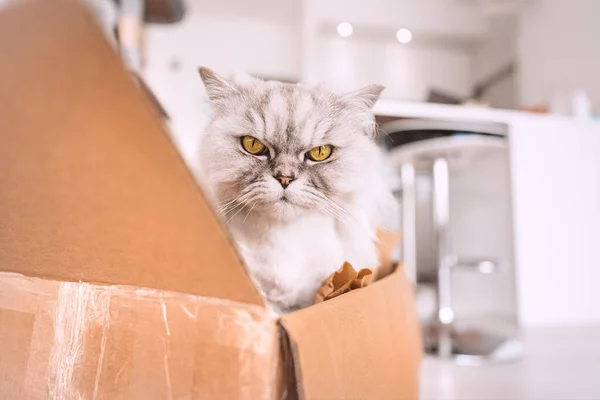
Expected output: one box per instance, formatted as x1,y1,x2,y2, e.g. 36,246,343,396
420,325,600,400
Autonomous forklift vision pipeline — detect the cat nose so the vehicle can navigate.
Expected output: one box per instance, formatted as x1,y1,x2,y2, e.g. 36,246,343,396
274,175,295,189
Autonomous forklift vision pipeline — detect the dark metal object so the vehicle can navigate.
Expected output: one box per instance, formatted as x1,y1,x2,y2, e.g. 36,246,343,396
383,129,502,150
114,0,186,23
427,62,516,105
383,119,522,365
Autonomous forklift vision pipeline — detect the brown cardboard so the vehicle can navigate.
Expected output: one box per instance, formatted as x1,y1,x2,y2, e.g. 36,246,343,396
281,268,422,400
0,273,279,399
0,0,261,306
375,229,402,279
0,0,422,399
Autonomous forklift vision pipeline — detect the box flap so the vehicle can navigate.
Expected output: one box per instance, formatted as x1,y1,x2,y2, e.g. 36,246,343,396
280,269,422,400
375,229,401,279
0,0,262,305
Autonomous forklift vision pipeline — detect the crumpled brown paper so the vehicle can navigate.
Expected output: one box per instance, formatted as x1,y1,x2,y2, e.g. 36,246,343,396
314,229,401,303
315,262,374,303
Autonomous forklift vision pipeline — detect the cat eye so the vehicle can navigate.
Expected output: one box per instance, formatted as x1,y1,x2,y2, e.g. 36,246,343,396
306,145,333,162
241,135,268,156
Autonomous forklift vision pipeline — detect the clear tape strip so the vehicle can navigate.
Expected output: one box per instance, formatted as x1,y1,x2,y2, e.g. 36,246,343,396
48,282,111,399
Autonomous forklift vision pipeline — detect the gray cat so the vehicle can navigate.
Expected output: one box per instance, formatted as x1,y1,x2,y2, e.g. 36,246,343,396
196,67,393,314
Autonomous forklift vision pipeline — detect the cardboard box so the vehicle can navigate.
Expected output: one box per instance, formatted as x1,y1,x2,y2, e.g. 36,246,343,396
0,0,422,398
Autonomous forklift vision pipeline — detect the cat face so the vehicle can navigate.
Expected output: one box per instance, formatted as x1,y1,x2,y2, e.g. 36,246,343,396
198,67,384,222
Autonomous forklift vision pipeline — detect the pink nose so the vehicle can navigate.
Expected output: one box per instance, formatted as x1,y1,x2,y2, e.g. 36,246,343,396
275,175,294,188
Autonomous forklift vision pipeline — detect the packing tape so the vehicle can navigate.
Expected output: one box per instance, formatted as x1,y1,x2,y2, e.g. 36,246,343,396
47,282,111,399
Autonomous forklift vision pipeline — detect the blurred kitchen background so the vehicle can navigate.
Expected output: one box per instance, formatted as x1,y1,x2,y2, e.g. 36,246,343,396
57,0,600,398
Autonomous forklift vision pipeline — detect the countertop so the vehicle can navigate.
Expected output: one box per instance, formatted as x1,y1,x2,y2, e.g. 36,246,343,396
420,325,600,400
374,99,600,128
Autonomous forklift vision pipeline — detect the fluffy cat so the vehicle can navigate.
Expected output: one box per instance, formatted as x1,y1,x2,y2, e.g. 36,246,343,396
196,67,393,314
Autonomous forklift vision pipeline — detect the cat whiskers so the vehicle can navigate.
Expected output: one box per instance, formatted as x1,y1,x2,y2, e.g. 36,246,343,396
242,201,258,223
217,183,262,216
218,190,264,224
304,188,354,226
225,197,256,224
217,196,243,216
218,193,249,217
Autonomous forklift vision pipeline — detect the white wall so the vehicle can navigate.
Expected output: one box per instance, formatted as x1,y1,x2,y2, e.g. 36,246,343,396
309,0,487,40
303,0,484,101
317,35,473,101
471,14,517,109
142,0,301,163
518,0,600,112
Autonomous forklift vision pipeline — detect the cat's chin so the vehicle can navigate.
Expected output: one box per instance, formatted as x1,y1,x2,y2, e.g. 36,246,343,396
270,200,308,221
245,194,315,222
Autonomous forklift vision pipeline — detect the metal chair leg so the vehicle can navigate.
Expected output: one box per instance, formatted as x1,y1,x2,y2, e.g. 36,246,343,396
425,158,522,364
400,163,417,285
432,158,454,358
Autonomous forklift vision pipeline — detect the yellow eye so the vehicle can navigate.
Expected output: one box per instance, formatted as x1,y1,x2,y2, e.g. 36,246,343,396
306,145,333,162
241,135,267,155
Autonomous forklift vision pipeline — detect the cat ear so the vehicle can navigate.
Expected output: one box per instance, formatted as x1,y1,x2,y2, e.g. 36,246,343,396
341,84,385,109
198,67,238,102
